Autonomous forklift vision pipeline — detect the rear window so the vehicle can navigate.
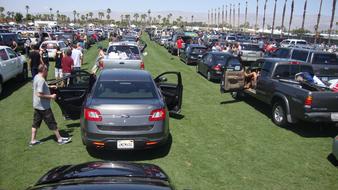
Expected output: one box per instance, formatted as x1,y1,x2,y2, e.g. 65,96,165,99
41,43,58,49
291,50,309,62
107,45,140,60
296,41,307,45
312,53,338,65
274,48,290,58
274,64,314,79
227,58,242,71
227,36,236,41
191,47,207,54
0,49,8,61
213,54,230,65
93,81,157,99
241,44,261,51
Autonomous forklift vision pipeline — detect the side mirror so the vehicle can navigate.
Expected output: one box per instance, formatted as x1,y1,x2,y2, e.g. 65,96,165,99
159,77,167,82
103,48,107,52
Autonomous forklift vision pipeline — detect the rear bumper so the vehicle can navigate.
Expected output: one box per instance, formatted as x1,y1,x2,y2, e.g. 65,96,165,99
303,112,338,123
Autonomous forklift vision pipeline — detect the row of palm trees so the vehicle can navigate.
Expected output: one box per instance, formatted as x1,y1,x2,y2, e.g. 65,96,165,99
208,0,336,41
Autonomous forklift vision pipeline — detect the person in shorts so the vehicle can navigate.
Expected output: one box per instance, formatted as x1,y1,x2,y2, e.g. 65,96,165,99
62,49,74,77
30,64,71,146
54,47,63,79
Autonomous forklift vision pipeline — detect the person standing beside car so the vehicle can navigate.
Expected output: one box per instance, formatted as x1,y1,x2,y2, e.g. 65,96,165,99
54,47,63,79
176,37,183,56
30,64,72,146
29,45,43,79
71,43,83,71
11,40,18,52
61,49,74,77
40,47,49,71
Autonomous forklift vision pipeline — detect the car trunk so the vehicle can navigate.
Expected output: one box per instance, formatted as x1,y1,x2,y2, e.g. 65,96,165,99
311,92,338,112
89,98,162,131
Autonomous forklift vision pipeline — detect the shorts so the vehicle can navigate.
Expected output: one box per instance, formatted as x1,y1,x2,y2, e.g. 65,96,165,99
32,109,58,130
55,68,63,78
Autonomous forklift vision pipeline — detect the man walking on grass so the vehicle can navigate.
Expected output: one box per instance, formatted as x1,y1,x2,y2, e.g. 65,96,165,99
30,64,71,146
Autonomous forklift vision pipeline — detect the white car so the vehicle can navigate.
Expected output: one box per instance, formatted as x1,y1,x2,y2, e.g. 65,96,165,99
0,46,28,95
40,41,68,59
280,39,308,48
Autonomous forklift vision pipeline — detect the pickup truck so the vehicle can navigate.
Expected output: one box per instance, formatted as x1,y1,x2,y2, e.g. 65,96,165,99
102,42,145,70
0,46,28,95
220,58,338,127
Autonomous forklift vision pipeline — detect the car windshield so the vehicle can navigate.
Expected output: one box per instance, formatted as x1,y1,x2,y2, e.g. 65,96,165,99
213,54,229,65
93,81,157,99
241,44,261,51
191,47,207,54
107,45,140,60
41,43,57,49
227,36,236,40
296,41,307,45
312,53,338,65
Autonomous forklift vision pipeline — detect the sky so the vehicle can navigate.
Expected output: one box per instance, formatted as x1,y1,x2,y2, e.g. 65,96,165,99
0,0,337,17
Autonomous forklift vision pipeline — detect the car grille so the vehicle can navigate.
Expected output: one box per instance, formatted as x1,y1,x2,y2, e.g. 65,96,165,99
97,125,153,131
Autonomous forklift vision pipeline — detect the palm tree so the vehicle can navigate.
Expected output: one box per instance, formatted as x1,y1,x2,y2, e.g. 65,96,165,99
271,0,277,38
314,0,323,44
56,10,60,21
147,9,151,24
262,0,268,31
133,13,139,23
141,14,146,23
0,7,4,18
89,12,93,20
328,0,337,45
107,8,111,20
233,5,235,28
288,0,295,37
229,4,232,27
280,0,288,38
225,5,228,25
167,13,172,24
25,5,29,16
222,5,224,26
77,13,80,21
157,15,161,24
73,10,77,22
238,3,240,27
255,0,259,31
301,0,308,35
245,1,248,24
120,14,124,22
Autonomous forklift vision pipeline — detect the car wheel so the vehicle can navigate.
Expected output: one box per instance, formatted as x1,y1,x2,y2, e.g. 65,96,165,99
207,71,212,81
272,101,287,127
0,80,2,95
231,92,243,100
19,65,28,82
196,65,199,73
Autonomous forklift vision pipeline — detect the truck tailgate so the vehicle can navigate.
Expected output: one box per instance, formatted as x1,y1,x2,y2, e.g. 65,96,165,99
311,92,338,112
103,59,142,70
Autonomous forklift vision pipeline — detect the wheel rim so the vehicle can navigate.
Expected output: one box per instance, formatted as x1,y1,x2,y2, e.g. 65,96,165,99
274,106,284,123
207,72,211,80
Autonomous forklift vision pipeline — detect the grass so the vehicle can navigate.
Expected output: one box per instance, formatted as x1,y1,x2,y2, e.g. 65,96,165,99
0,36,337,190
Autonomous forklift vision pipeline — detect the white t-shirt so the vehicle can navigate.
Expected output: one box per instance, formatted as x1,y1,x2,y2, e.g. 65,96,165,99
71,49,83,68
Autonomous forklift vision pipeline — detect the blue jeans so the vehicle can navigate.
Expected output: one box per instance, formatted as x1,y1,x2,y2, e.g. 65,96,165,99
31,68,38,79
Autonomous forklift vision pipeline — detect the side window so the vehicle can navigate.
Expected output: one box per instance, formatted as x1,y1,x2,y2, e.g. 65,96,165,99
292,50,309,62
290,41,295,45
202,54,208,63
260,61,273,77
273,65,290,79
68,73,91,88
0,49,9,61
6,48,17,59
275,49,290,58
207,55,213,65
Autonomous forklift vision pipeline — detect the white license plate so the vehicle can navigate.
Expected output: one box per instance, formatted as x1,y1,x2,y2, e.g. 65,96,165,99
331,113,338,121
117,140,134,149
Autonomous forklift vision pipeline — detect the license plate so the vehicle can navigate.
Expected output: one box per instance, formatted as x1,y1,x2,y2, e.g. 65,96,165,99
117,140,134,149
331,113,338,121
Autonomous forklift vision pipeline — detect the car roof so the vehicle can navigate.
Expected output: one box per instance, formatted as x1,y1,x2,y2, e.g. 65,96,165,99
99,69,152,81
208,52,234,56
262,57,307,64
188,44,206,48
0,46,10,49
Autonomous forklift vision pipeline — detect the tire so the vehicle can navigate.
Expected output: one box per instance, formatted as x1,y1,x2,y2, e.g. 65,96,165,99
196,65,199,73
0,80,2,95
272,101,287,127
207,71,212,81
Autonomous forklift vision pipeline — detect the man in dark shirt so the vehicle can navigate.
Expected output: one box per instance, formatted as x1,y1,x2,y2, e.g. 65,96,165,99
40,47,49,71
29,45,42,79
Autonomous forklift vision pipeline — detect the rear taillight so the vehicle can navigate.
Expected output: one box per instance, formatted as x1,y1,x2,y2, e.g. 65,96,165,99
213,64,221,71
149,108,166,121
84,108,102,121
304,95,313,108
140,61,145,70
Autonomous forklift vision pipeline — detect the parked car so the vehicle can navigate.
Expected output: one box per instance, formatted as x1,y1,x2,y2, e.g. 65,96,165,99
239,43,264,63
26,161,175,190
160,36,171,46
197,52,241,81
102,42,146,70
168,32,198,55
221,58,338,127
179,44,207,65
48,69,183,150
0,46,28,95
280,39,308,48
269,47,338,82
0,33,25,53
39,40,68,59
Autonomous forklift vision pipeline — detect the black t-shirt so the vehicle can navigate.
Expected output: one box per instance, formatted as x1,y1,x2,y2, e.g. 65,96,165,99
55,51,63,68
29,51,41,69
41,50,49,66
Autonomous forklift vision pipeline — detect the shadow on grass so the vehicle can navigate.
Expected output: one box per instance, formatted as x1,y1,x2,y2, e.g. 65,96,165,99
327,154,338,167
170,112,185,120
221,95,338,138
40,129,74,143
66,123,81,128
87,135,172,161
0,78,30,101
220,99,240,105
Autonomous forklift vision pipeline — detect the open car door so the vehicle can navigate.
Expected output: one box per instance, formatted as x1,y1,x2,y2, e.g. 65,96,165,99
48,70,96,120
154,72,183,113
220,58,245,93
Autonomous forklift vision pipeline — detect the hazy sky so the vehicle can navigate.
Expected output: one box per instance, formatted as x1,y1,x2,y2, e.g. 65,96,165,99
0,0,337,16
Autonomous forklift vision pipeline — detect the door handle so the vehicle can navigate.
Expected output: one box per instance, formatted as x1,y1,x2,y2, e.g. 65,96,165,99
119,62,125,64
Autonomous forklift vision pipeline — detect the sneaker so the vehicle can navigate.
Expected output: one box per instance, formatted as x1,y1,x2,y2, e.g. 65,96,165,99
29,140,42,147
58,137,72,145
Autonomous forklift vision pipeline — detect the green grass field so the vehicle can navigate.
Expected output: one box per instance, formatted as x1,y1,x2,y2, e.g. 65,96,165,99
0,36,337,190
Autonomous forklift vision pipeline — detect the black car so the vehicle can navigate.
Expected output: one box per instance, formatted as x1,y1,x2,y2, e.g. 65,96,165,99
179,44,207,65
26,161,175,190
0,33,25,52
197,52,241,81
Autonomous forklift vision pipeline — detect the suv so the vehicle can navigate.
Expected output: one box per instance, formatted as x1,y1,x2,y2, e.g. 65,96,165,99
269,47,338,81
280,39,308,48
0,46,28,95
40,41,69,60
0,33,25,53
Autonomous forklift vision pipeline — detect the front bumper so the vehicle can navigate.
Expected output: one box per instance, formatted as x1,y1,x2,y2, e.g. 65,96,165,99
303,112,338,123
